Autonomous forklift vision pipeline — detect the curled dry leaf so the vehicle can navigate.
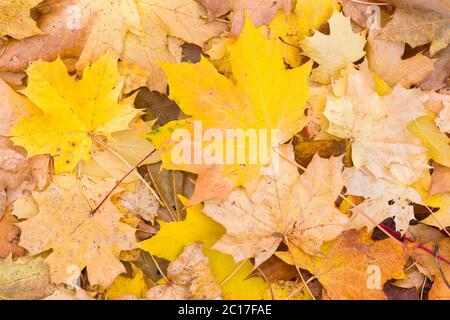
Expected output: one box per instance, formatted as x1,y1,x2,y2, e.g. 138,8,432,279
0,136,49,213
146,243,222,300
0,211,25,258
19,175,137,287
203,144,349,267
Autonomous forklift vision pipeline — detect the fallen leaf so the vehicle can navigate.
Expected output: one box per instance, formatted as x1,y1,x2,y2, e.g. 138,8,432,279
324,62,428,185
139,197,268,299
0,0,42,39
19,175,137,287
203,144,349,266
277,230,410,299
379,3,450,56
300,11,366,83
345,168,422,233
200,0,294,35
368,30,435,88
146,243,222,300
10,55,140,173
430,164,450,195
413,238,450,300
0,256,54,300
0,211,25,258
149,17,312,203
420,45,450,90
107,268,150,300
0,136,49,213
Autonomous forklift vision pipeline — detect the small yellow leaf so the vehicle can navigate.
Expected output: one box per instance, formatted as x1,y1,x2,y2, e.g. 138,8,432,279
107,269,149,300
408,115,450,168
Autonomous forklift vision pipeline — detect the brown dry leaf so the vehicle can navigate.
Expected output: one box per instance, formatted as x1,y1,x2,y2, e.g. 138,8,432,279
0,255,54,300
19,175,137,287
0,136,49,213
0,211,25,258
145,243,222,300
413,238,450,300
368,30,436,88
199,0,294,35
203,144,349,267
277,230,410,300
430,164,450,195
420,45,450,90
44,287,95,300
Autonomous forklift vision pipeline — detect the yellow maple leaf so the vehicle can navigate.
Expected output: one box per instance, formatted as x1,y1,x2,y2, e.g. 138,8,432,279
300,11,366,83
0,0,42,39
139,197,268,300
269,0,340,67
277,230,409,299
149,17,312,203
19,174,137,288
10,55,140,173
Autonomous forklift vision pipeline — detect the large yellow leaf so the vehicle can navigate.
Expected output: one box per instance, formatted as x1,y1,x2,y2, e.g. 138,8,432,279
149,17,312,203
203,144,349,266
19,174,137,288
277,230,409,299
0,0,42,39
10,55,140,173
300,11,366,83
139,197,267,300
107,268,149,300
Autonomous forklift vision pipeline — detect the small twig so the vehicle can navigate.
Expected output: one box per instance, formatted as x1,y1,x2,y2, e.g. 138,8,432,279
278,36,302,50
90,149,157,216
349,0,390,5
